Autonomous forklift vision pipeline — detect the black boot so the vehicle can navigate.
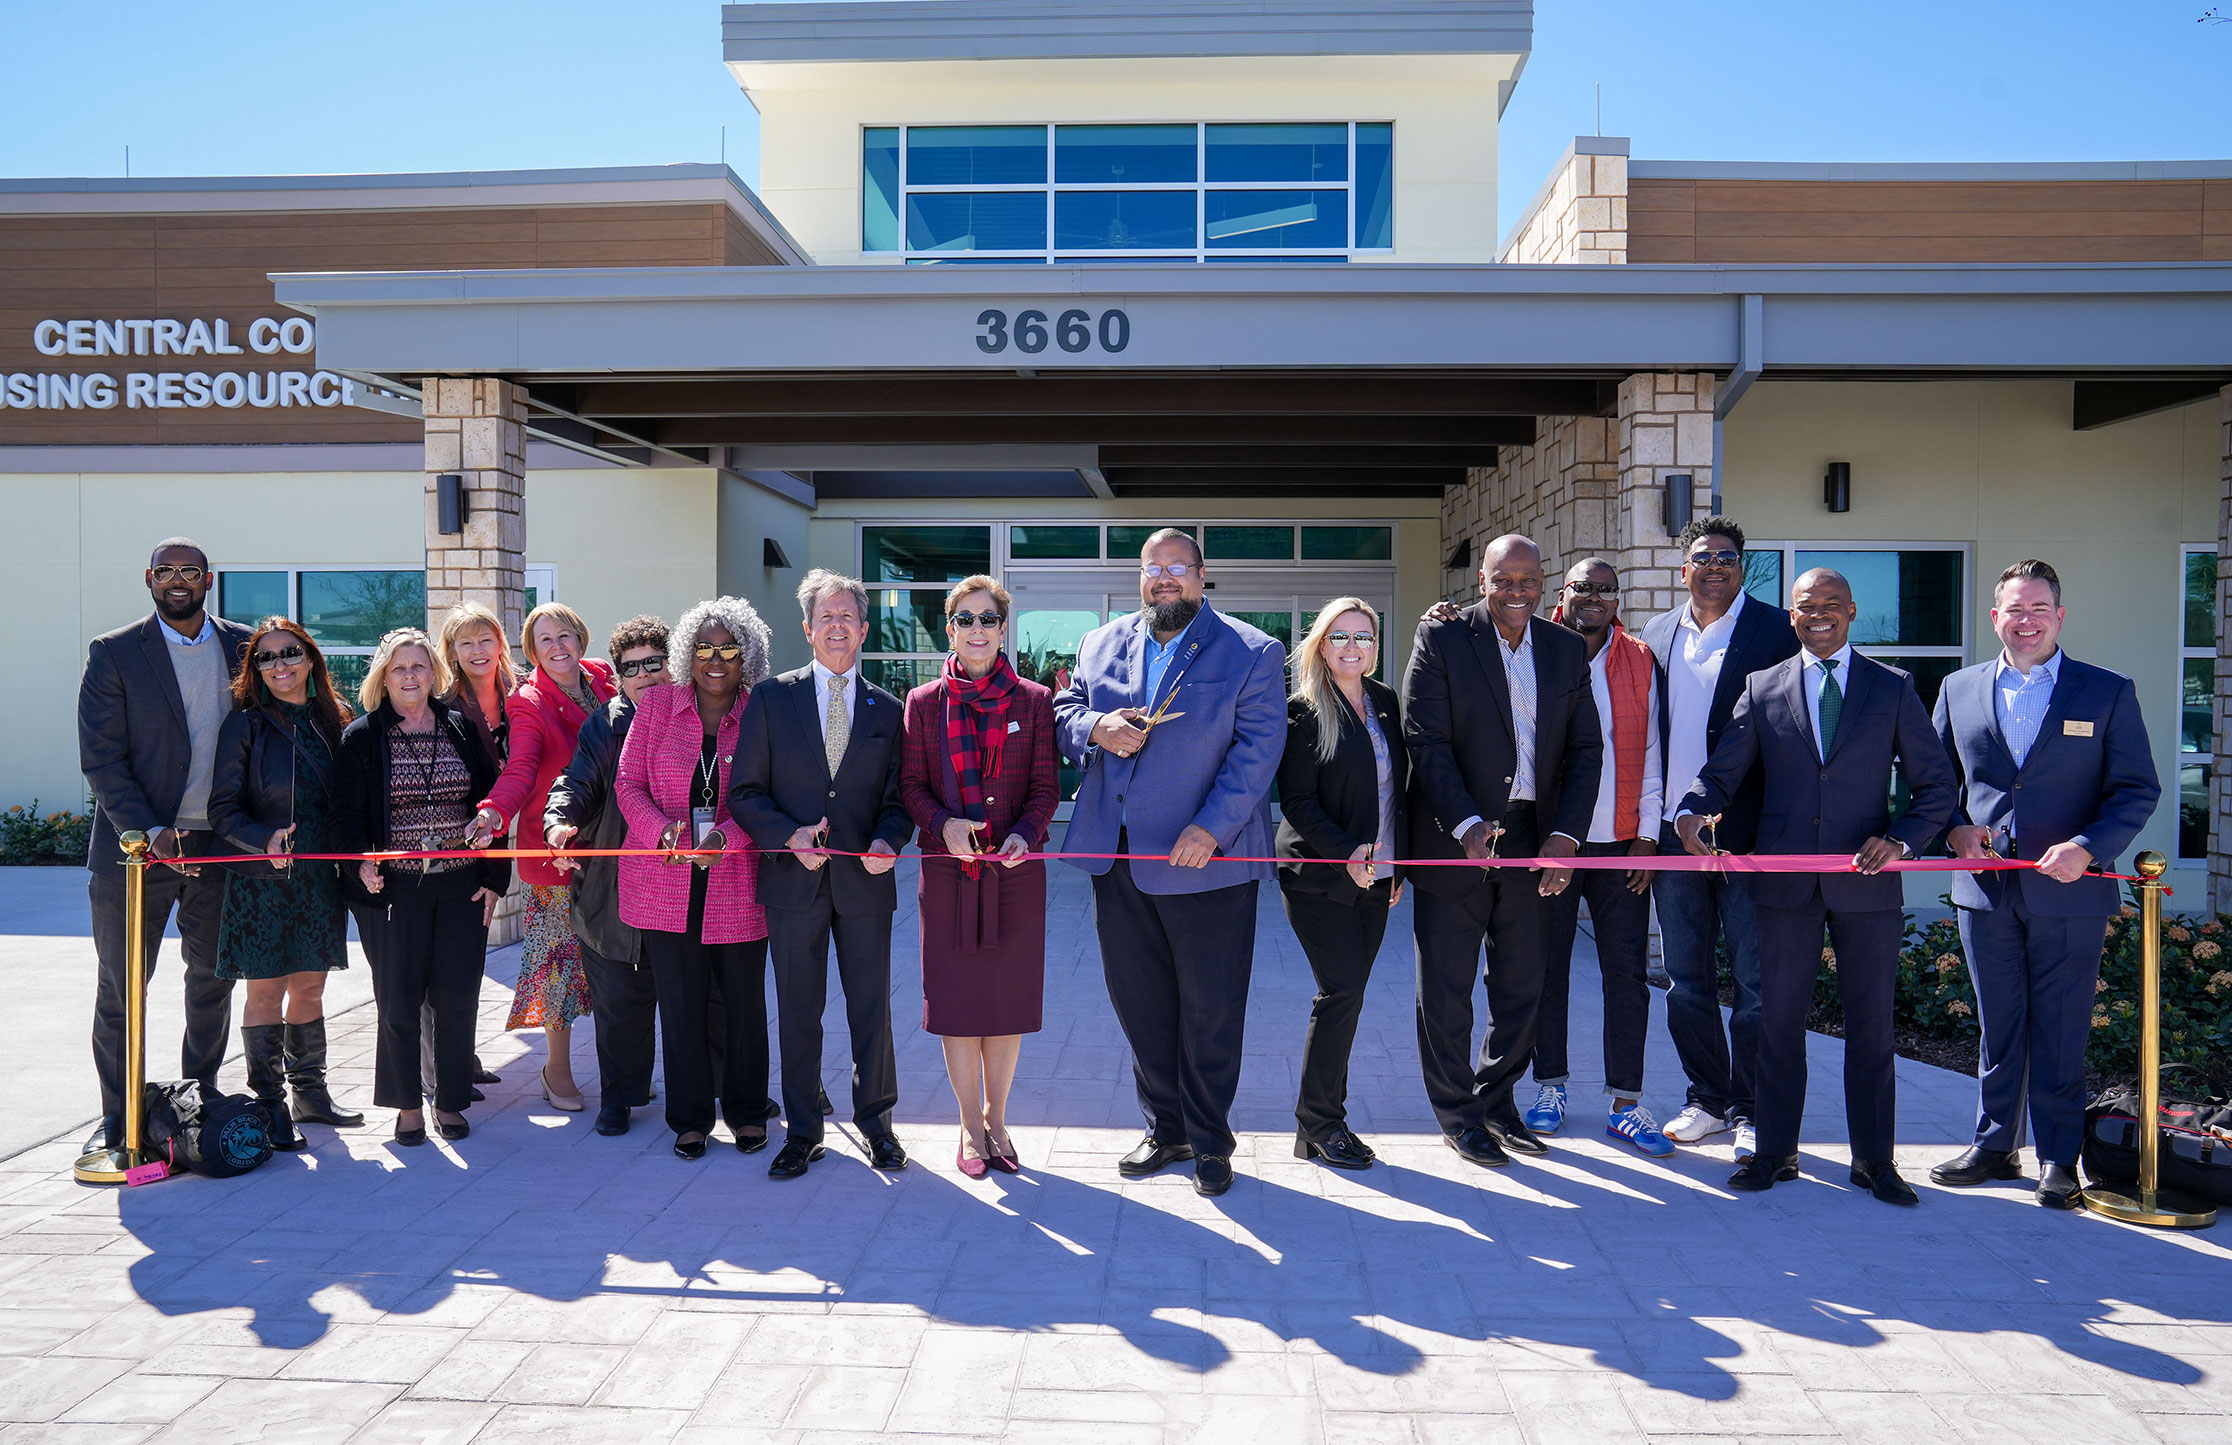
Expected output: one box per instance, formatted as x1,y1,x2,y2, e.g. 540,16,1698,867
285,1018,364,1127
244,1024,305,1152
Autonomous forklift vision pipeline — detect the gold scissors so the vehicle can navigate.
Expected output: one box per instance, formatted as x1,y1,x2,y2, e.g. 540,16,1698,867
1138,690,1186,730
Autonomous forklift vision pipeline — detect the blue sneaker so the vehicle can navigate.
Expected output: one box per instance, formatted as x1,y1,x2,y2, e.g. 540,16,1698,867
1607,1104,1675,1158
1523,1083,1567,1136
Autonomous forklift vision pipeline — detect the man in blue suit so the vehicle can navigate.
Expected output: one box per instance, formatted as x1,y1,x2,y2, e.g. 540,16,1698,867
1678,567,1957,1205
1927,559,2159,1209
1055,528,1287,1197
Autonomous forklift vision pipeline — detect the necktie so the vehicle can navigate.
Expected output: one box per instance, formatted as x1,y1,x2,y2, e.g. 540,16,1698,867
825,674,851,777
1816,658,1843,758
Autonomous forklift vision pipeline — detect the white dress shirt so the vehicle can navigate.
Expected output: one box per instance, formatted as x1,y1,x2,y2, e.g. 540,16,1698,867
809,657,860,747
1661,589,1746,822
1454,625,1577,848
1585,645,1663,843
1803,644,1856,761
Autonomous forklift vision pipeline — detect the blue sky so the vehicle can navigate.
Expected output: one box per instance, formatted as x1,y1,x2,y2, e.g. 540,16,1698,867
3,2,2229,235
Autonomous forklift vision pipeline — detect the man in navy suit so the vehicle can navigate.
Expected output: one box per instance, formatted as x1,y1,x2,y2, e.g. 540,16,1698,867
1678,567,1957,1204
1055,528,1287,1197
1639,518,1799,1159
1927,559,2159,1209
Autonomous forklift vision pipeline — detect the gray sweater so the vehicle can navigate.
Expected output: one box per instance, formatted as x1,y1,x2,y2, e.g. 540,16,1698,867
165,623,232,830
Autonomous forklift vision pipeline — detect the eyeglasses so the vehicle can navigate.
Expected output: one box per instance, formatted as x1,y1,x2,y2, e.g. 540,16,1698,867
1564,582,1620,598
1685,550,1742,568
616,656,668,678
950,611,1006,630
252,644,306,671
693,644,743,662
1140,563,1196,580
1326,631,1376,648
150,565,206,584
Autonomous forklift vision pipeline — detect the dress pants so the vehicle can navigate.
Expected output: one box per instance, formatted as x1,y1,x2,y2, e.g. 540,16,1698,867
1957,894,2109,1166
1535,839,1653,1101
360,869,488,1113
1280,883,1390,1140
768,870,897,1144
1753,889,1902,1161
1091,855,1258,1159
89,843,234,1140
645,872,771,1137
583,942,661,1112
1413,803,1546,1133
1654,820,1765,1124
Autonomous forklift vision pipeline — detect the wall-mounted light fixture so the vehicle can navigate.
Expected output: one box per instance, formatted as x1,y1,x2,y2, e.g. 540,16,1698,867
1661,473,1694,536
436,473,468,534
763,537,793,568
1823,461,1851,513
1445,538,1473,572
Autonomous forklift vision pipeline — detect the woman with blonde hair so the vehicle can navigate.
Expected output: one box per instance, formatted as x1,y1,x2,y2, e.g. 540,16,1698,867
468,602,615,1111
334,628,508,1146
434,600,516,1096
1276,597,1407,1170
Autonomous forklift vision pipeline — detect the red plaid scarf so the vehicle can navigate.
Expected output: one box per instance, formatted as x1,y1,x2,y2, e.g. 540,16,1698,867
942,652,1021,862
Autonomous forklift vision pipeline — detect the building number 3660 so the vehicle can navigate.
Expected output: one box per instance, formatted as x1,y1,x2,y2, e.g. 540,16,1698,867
974,308,1131,356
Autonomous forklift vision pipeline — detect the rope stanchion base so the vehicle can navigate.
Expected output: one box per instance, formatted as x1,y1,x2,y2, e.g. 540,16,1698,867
72,1143,158,1187
2081,1183,2218,1229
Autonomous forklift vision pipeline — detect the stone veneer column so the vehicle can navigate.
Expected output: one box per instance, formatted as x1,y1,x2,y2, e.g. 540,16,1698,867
422,377,528,639
2215,384,2231,913
1610,372,1715,617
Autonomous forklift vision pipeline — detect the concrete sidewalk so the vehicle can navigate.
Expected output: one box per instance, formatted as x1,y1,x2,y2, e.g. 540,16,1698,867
0,856,2226,1442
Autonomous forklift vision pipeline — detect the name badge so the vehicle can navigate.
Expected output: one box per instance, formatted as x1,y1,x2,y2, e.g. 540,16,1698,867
689,807,719,847
1007,720,1021,734
2063,720,2094,738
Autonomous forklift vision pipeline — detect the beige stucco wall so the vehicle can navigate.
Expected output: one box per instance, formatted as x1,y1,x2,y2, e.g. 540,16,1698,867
1723,379,2221,887
717,474,816,674
735,54,1517,265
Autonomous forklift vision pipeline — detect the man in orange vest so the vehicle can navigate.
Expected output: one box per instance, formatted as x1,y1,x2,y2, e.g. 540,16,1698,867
1524,558,1671,1156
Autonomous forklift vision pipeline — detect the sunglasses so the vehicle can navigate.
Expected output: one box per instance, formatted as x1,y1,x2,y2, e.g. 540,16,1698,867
1140,563,1195,579
950,611,1006,630
1326,630,1376,647
1686,550,1742,568
150,565,206,584
253,644,307,670
694,644,744,662
1565,582,1620,598
616,656,668,678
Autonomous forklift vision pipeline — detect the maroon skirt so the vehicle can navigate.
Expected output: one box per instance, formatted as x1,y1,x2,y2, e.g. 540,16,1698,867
918,854,1046,1036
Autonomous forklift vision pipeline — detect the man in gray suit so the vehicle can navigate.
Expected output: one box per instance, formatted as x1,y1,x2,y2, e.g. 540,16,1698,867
1678,568,1956,1205
77,538,251,1152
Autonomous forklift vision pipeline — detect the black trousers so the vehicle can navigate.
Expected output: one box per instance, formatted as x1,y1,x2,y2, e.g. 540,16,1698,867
89,847,234,1137
359,870,488,1113
1958,895,2109,1166
1280,883,1389,1139
1091,856,1258,1159
1413,803,1545,1133
1535,839,1654,1100
769,870,897,1144
583,942,661,1112
1754,893,1903,1161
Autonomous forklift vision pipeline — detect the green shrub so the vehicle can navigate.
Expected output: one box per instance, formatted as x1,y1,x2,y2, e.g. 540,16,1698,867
0,802,93,865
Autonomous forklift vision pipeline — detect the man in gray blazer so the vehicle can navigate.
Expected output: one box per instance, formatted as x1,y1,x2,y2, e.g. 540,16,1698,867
1055,528,1287,1197
77,538,251,1153
1679,568,1956,1205
1929,559,2158,1208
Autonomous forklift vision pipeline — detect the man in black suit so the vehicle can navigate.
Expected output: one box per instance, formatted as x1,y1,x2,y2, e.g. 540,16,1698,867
1638,516,1800,1159
1403,534,1601,1168
1678,567,1957,1205
77,538,252,1153
732,569,912,1179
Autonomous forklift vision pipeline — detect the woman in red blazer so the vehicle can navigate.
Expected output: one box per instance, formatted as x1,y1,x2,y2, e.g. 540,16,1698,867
898,575,1059,1178
469,602,615,1111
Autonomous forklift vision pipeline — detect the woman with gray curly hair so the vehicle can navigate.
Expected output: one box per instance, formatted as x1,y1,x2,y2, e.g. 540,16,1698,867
614,596,780,1159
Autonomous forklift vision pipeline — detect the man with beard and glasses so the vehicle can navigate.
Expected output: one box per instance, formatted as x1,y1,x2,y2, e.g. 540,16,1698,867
77,537,254,1159
1055,528,1286,1197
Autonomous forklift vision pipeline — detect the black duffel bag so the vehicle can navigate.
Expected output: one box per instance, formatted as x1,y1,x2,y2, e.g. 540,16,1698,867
2082,1067,2232,1206
143,1080,274,1178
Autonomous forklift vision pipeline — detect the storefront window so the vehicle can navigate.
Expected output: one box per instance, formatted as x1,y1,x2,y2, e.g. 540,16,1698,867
1010,525,1099,560
217,570,287,625
1745,546,1965,708
1055,124,1196,184
1205,526,1294,560
861,526,992,583
906,192,1046,253
1206,123,1348,182
862,127,901,253
1300,525,1392,561
1054,191,1197,251
2180,547,2217,858
1206,189,1346,249
300,570,426,649
1107,524,1194,559
1355,122,1395,250
905,126,1046,185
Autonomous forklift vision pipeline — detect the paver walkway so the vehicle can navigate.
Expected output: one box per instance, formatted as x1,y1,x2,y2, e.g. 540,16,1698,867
2,857,2227,1442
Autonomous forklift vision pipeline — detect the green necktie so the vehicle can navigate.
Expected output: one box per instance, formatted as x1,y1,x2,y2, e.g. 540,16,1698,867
1816,657,1843,757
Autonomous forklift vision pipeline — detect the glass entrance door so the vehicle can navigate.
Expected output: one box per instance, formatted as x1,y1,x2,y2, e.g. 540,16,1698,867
1007,579,1108,803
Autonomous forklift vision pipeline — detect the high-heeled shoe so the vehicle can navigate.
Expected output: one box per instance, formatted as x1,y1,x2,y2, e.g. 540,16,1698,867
540,1064,585,1113
673,1132,707,1161
956,1134,989,1180
985,1130,1021,1174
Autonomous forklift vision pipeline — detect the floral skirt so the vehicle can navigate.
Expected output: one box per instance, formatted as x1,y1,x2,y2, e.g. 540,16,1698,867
508,884,593,1029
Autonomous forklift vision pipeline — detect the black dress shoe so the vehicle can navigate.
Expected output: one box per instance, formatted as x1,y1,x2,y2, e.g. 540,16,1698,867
474,1066,502,1085
1295,1127,1375,1170
1483,1114,1550,1157
769,1138,825,1178
1728,1154,1800,1191
394,1119,427,1148
1851,1159,1919,1206
1193,1156,1234,1196
673,1134,707,1161
435,1115,470,1142
1930,1146,2023,1187
83,1124,120,1156
1117,1136,1195,1178
2037,1162,2083,1209
1444,1126,1510,1169
468,1086,486,1104
734,1125,769,1155
867,1133,908,1171
595,1104,630,1137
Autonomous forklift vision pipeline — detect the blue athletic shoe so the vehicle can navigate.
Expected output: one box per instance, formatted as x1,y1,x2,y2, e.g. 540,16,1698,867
1607,1104,1675,1158
1523,1083,1567,1136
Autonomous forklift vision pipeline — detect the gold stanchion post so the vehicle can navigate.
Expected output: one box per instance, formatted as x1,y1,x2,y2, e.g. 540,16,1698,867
72,831,157,1185
2082,851,2217,1228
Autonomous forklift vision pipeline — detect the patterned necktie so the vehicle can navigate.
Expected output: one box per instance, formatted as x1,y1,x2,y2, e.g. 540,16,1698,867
824,674,851,777
1816,657,1843,758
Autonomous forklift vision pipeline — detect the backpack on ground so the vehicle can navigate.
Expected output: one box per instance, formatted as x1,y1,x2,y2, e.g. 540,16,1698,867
2081,1066,2232,1206
142,1080,274,1178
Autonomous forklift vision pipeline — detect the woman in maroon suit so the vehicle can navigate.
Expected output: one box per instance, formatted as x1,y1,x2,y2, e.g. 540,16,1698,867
899,574,1059,1179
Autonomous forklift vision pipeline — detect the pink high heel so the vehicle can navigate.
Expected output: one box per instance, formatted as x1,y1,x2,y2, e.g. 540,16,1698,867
957,1135,989,1180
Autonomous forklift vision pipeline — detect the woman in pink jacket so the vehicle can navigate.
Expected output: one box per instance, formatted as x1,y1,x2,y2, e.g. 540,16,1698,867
469,602,616,1111
614,596,775,1160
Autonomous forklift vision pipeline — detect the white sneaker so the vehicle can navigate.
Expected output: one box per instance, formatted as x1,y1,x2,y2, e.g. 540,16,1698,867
1663,1104,1731,1143
1732,1121,1758,1161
